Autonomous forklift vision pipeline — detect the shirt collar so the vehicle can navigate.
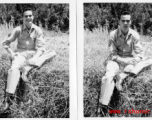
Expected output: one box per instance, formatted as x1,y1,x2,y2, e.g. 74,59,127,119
22,23,35,31
118,27,132,37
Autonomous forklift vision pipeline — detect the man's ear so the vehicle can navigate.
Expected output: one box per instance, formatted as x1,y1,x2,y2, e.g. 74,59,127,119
118,20,120,26
130,20,132,25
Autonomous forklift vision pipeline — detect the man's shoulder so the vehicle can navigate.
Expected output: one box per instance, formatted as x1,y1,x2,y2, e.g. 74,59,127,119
13,25,22,31
110,29,118,34
129,28,140,39
32,24,42,32
109,29,118,39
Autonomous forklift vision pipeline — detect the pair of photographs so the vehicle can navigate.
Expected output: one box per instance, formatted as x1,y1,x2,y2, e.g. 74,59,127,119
0,2,152,119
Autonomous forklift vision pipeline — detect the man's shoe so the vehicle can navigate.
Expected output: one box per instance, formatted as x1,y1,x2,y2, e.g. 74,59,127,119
1,101,9,113
97,103,109,117
0,93,13,113
21,65,34,82
129,72,137,78
21,72,28,82
115,73,127,91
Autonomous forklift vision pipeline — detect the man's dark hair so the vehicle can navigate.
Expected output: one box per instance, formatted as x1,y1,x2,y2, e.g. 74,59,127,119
22,7,33,16
119,11,131,20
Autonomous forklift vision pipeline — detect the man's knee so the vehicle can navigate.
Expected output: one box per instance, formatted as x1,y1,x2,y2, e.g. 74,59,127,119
8,68,20,75
102,75,115,84
106,60,119,72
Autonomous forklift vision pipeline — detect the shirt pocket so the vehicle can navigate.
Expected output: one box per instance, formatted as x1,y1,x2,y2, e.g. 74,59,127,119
126,39,132,49
124,40,132,53
30,29,37,40
116,38,123,50
19,32,28,40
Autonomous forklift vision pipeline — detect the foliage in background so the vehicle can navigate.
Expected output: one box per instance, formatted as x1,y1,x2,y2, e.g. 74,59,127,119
0,4,69,32
84,3,152,35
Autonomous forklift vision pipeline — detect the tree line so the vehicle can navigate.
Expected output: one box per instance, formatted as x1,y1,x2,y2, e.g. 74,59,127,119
84,3,152,35
0,4,69,32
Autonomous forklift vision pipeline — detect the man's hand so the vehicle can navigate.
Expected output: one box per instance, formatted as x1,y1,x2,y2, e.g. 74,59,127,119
11,52,18,60
4,47,18,60
124,58,137,65
28,57,37,66
28,50,43,66
116,57,137,65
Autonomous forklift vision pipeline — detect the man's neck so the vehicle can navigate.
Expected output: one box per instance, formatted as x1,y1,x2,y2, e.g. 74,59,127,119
121,29,129,37
24,23,32,30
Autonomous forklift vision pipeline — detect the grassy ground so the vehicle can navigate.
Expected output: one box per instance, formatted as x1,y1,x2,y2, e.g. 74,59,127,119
0,24,69,118
84,27,152,117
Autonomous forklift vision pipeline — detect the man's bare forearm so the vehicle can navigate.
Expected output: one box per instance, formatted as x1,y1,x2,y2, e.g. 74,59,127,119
4,47,15,57
116,56,138,65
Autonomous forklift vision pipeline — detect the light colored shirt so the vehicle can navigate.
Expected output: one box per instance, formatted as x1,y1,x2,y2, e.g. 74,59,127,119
2,24,45,52
108,28,143,60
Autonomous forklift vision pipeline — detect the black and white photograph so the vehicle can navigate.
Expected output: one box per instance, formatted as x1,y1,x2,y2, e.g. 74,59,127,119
83,2,152,117
0,3,71,118
4,0,152,119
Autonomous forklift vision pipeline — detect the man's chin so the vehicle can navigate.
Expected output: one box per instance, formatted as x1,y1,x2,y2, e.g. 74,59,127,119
121,28,129,34
124,26,129,29
123,27,129,31
25,22,32,27
27,22,32,24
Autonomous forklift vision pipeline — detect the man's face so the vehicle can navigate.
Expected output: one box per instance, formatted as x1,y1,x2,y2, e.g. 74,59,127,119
119,15,131,33
23,10,34,27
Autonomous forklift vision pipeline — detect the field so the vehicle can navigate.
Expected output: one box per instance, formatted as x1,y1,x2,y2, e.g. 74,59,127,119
84,27,152,117
0,24,69,118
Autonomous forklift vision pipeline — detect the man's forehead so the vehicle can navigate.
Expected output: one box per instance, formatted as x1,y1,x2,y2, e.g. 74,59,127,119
24,11,33,15
121,15,131,20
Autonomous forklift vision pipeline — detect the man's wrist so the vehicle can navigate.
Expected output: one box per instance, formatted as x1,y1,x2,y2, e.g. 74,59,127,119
112,56,118,61
134,57,141,62
4,45,10,49
115,57,126,64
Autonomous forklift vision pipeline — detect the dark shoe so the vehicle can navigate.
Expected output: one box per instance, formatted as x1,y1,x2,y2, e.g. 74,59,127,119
1,101,9,112
97,103,108,117
0,93,13,113
129,72,137,78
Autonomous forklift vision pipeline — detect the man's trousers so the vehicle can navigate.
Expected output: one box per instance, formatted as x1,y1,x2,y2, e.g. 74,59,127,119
6,50,56,94
6,50,35,94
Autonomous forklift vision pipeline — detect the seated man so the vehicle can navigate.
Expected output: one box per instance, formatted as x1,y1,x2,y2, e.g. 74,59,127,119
98,11,148,115
1,8,46,112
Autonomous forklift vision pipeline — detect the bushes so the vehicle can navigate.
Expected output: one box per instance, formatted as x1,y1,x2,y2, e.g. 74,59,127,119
0,4,69,32
84,3,152,35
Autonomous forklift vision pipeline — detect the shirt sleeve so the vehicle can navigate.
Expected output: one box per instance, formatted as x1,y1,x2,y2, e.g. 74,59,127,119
2,28,18,48
108,31,119,60
35,28,46,52
132,33,143,59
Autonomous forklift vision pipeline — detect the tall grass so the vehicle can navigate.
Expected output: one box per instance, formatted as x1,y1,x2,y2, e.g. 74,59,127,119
84,27,152,117
0,24,69,118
